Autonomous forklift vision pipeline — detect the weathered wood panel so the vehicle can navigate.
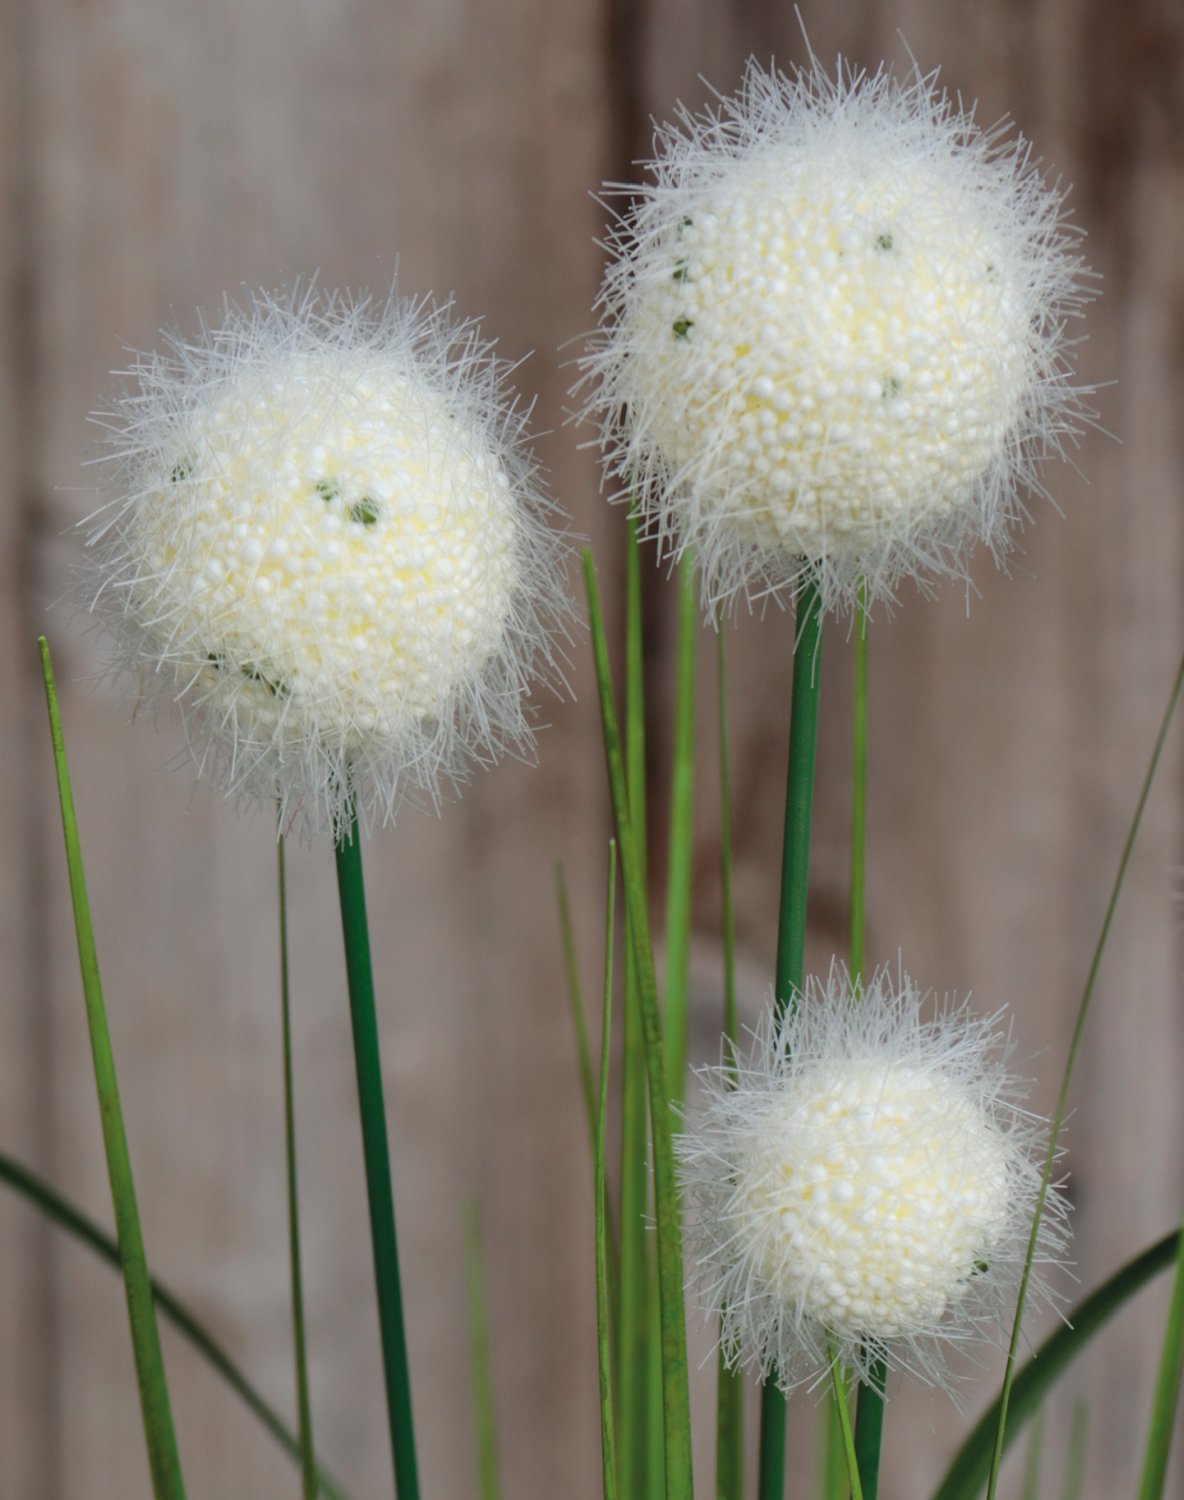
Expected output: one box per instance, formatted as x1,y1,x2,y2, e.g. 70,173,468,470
1,0,1182,1497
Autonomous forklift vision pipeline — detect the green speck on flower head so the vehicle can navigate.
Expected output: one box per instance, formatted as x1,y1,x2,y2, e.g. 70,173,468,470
170,460,192,482
672,261,690,282
875,232,894,252
242,661,290,698
315,477,341,503
672,319,694,339
881,375,903,399
972,1259,990,1277
349,496,381,527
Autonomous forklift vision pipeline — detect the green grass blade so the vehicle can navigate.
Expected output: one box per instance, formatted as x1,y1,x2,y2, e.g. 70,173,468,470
1021,1406,1044,1500
584,552,694,1500
597,843,620,1500
714,623,743,1500
1136,1210,1184,1500
0,1151,354,1500
278,833,318,1500
931,1230,1180,1500
1060,1403,1089,1500
334,812,420,1500
664,550,697,1104
38,636,186,1500
464,1204,502,1500
985,647,1184,1500
760,583,824,1500
619,511,652,1500
555,861,598,1145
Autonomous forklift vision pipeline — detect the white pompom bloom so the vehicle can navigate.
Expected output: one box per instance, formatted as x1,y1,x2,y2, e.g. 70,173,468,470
581,56,1095,614
83,285,574,838
675,963,1068,1396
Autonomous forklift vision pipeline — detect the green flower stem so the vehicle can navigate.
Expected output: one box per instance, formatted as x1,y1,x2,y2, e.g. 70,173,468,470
619,512,651,1500
38,637,186,1500
985,646,1184,1500
0,1151,353,1500
759,582,824,1500
848,589,886,1500
828,1354,863,1500
334,813,419,1500
585,552,694,1500
278,834,317,1500
714,623,743,1500
664,549,697,1104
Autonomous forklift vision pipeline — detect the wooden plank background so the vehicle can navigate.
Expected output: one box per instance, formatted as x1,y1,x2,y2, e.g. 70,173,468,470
1,0,1182,1496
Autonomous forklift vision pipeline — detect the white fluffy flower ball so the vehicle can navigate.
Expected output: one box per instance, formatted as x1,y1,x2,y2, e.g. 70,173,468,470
675,963,1068,1396
582,56,1094,614
84,285,573,837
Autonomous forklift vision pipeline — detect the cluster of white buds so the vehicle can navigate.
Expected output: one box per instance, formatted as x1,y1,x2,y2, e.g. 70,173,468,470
580,55,1094,616
676,964,1067,1395
84,285,573,838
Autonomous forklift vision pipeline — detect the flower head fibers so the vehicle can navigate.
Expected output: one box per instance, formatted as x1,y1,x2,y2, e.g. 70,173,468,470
83,284,573,838
581,55,1094,615
675,963,1068,1396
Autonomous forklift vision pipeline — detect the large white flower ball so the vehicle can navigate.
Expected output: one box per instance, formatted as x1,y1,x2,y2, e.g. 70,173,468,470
584,57,1094,614
85,287,573,836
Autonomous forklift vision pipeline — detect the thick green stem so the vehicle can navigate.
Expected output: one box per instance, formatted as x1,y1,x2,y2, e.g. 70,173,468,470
278,835,317,1500
759,583,824,1500
664,550,697,1104
335,813,419,1500
39,638,186,1500
848,589,885,1500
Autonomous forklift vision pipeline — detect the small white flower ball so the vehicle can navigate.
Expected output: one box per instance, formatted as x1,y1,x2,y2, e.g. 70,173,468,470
675,963,1068,1396
84,285,574,837
582,56,1095,614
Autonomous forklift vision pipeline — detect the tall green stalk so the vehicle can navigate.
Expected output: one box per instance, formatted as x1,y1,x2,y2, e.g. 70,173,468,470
758,582,824,1500
334,814,419,1500
848,589,886,1500
278,834,317,1500
664,549,697,1104
38,637,186,1500
619,512,652,1500
985,646,1184,1500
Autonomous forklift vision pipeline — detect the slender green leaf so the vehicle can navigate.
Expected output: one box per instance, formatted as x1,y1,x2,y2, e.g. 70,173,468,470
555,861,597,1143
278,833,317,1500
664,550,697,1104
596,843,620,1500
584,552,694,1500
932,1231,1180,1500
620,511,652,1500
1021,1406,1044,1500
38,636,186,1500
0,1151,353,1500
986,647,1184,1500
1060,1403,1089,1500
1136,1210,1184,1500
335,812,419,1500
759,584,824,1500
464,1204,502,1500
714,624,743,1500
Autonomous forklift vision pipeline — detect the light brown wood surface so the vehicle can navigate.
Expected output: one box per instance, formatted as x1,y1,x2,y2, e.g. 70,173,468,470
2,1,1182,1497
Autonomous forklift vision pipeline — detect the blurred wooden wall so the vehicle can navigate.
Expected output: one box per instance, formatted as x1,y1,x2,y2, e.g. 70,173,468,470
1,1,1182,1497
